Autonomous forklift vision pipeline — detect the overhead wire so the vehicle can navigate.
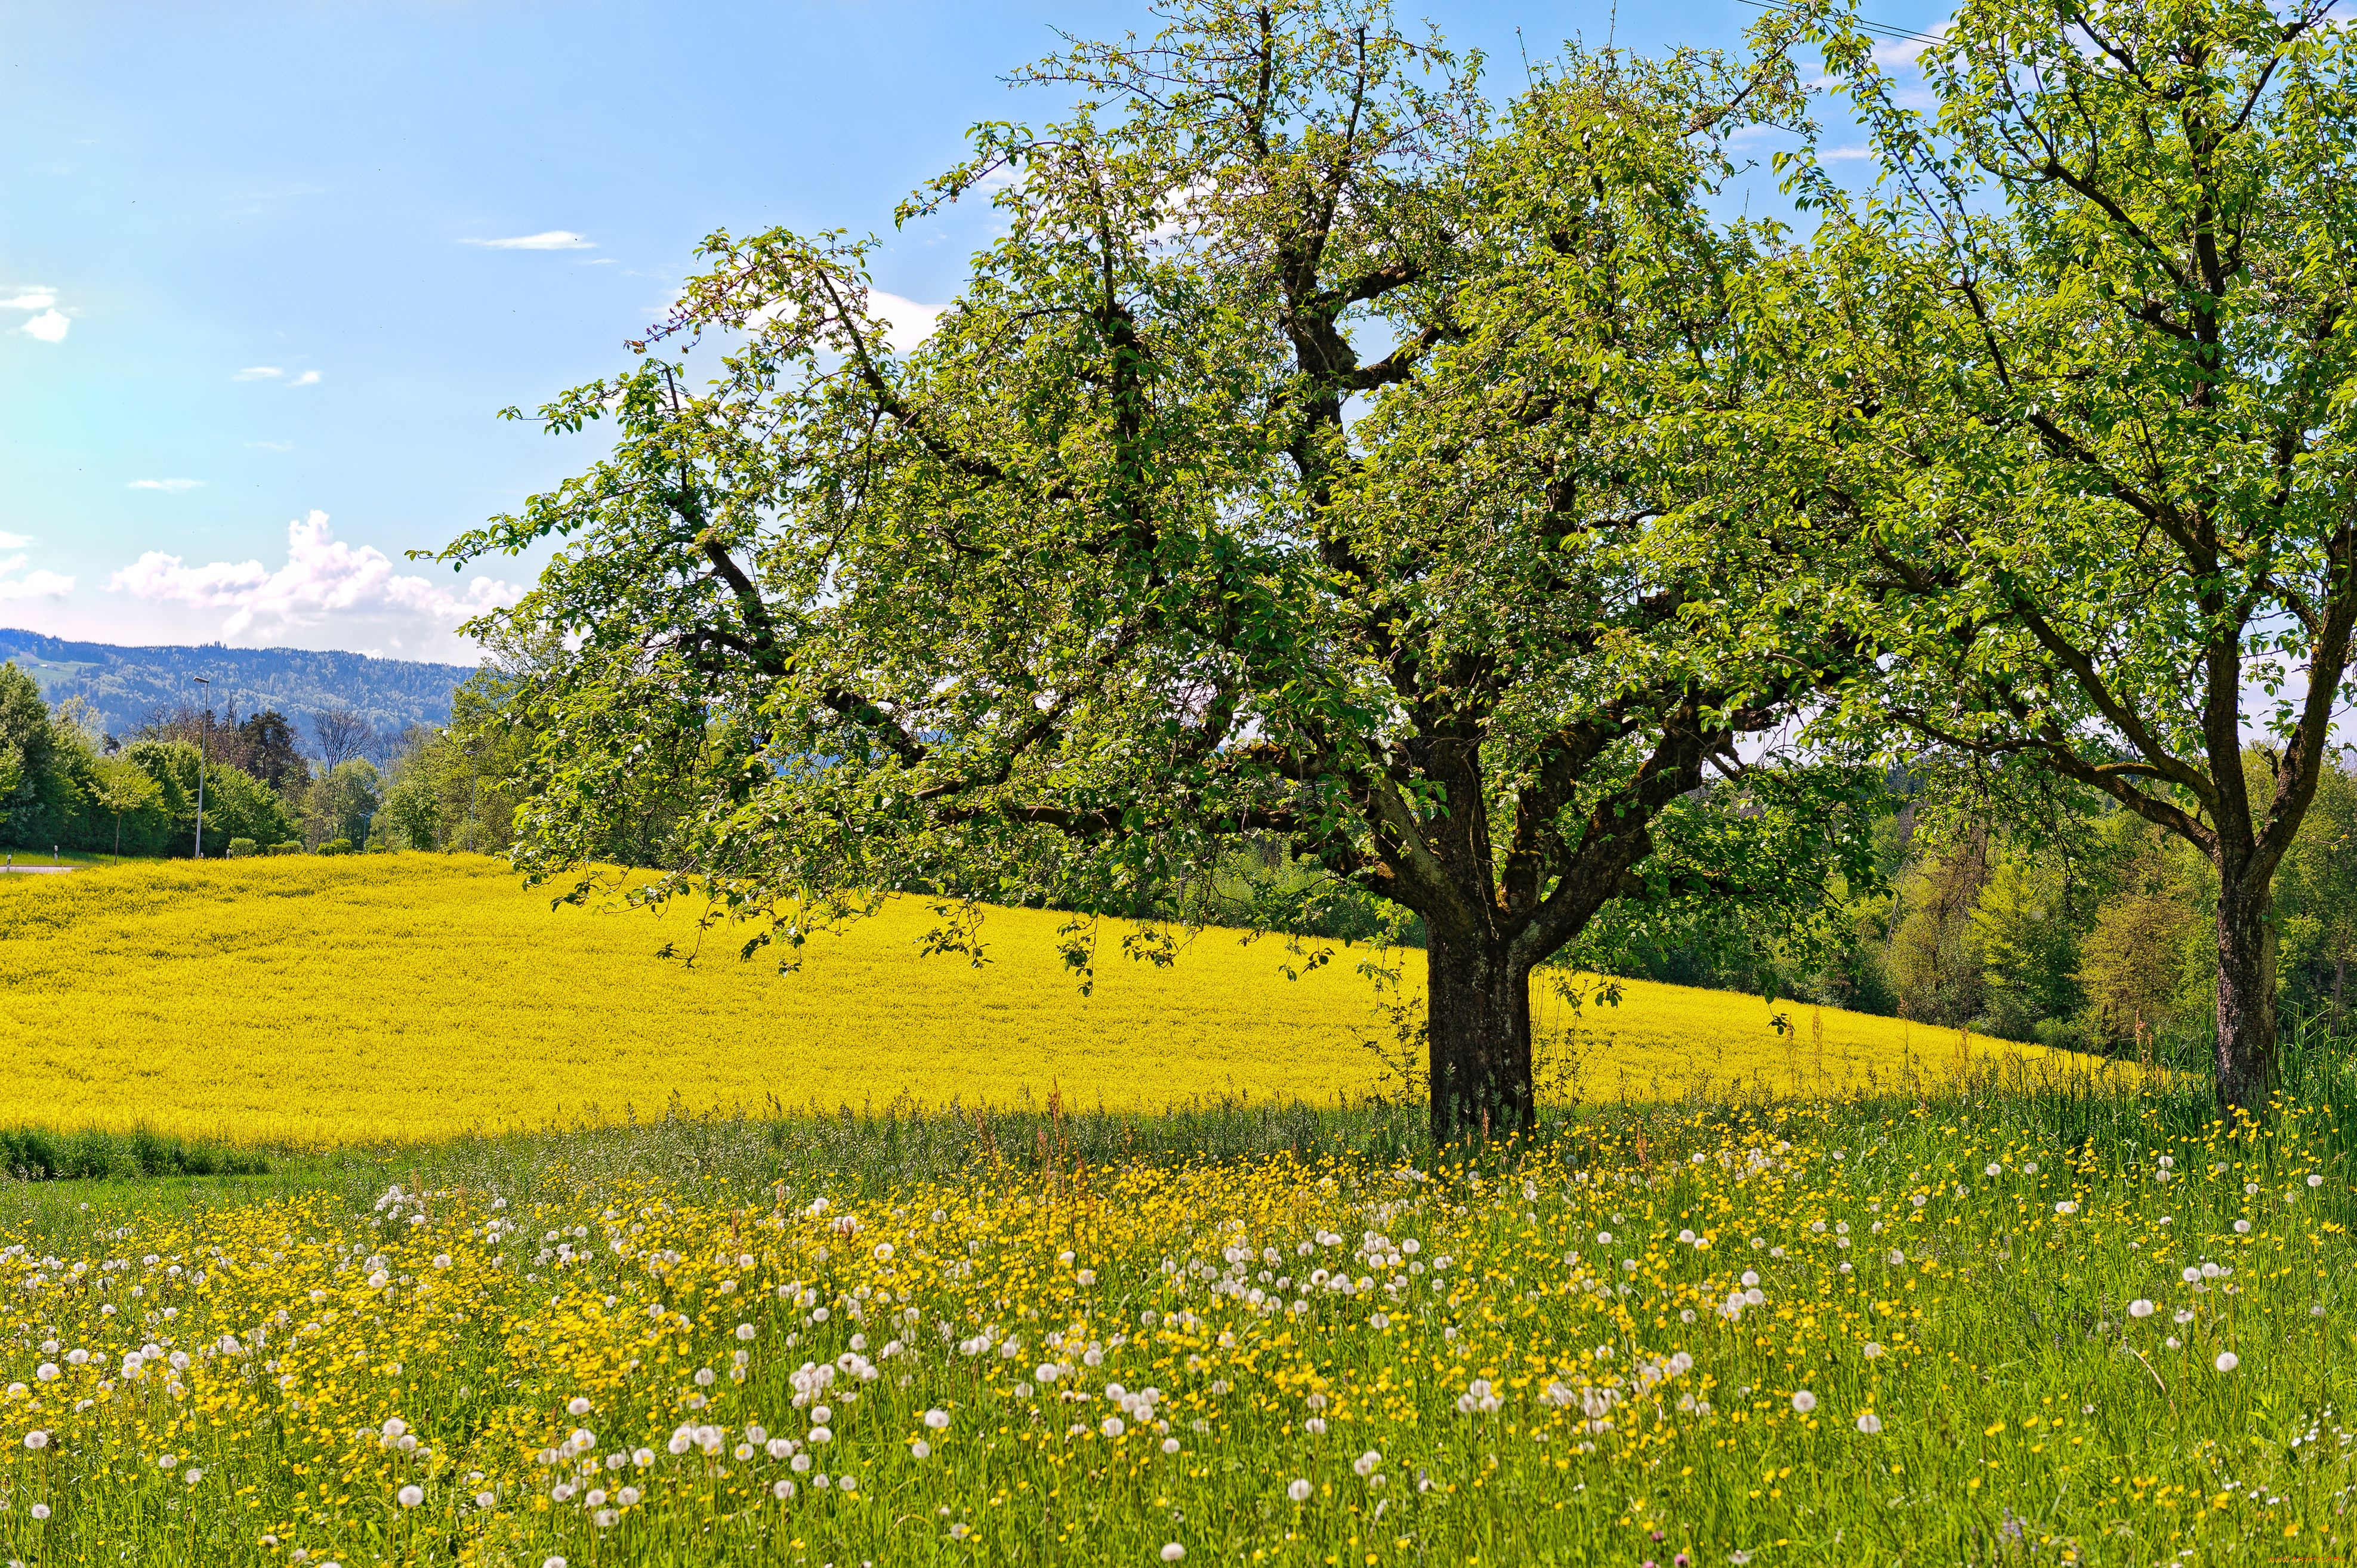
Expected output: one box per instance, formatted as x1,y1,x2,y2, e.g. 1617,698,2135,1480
1730,0,1946,48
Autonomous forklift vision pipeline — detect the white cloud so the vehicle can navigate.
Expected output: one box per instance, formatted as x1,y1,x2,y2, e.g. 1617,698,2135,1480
461,230,595,250
3,286,69,339
1872,27,1946,69
0,534,28,550
743,286,946,356
128,478,204,492
233,366,282,381
1821,145,1876,161
286,369,320,387
108,510,523,640
0,557,73,601
868,290,945,354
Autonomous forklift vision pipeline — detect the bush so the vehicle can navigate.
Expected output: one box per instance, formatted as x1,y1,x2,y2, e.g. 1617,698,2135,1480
270,841,301,856
226,838,259,859
317,838,353,856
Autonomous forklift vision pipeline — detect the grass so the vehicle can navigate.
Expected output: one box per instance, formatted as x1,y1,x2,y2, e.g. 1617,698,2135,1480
0,856,2106,1146
0,1126,265,1182
0,1065,2343,1565
0,850,2344,1564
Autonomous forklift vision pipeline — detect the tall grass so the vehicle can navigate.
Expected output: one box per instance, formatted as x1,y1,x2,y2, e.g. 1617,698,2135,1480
0,1063,2342,1564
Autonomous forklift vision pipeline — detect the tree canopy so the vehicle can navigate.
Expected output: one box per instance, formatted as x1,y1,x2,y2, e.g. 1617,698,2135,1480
1769,0,2357,1108
437,0,1893,1142
437,0,2357,1129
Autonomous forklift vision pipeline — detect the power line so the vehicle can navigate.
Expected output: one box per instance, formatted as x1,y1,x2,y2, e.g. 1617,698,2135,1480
1733,0,1945,48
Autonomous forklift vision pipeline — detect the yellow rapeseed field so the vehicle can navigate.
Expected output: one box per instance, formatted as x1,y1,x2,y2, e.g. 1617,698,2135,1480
4,857,2093,1145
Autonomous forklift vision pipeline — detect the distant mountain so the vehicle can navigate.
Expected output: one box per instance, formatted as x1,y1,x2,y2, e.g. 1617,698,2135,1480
0,630,477,743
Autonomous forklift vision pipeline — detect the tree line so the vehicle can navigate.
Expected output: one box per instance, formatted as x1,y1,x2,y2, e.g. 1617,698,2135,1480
0,663,501,859
1607,760,2357,1066
407,0,2357,1134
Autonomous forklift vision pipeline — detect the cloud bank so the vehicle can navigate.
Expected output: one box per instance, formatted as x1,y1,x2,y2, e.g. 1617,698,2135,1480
109,511,523,641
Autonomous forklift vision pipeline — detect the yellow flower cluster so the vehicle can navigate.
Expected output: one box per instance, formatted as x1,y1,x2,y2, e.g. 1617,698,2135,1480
0,1097,2339,1563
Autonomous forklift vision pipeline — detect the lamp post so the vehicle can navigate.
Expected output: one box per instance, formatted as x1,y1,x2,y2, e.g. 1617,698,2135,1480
192,675,211,859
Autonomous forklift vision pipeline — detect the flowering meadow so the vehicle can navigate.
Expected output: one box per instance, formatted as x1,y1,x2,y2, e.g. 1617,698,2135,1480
0,1084,2341,1566
0,859,2086,1143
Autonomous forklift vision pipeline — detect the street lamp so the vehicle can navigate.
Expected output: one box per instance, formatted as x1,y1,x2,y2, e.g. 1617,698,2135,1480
192,674,211,859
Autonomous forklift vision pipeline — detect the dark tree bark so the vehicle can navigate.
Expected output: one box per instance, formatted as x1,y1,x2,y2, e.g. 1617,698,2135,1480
1424,923,1535,1143
2214,865,2279,1111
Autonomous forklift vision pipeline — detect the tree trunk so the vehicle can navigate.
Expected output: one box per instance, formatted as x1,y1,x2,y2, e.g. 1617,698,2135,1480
1426,924,1535,1145
2214,870,2279,1114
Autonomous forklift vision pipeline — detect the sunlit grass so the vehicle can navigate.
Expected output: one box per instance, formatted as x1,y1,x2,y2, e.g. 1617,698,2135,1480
0,1085,2341,1565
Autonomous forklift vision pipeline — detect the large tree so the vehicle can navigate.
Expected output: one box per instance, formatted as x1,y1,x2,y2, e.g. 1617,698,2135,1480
1787,0,2357,1110
436,0,1874,1142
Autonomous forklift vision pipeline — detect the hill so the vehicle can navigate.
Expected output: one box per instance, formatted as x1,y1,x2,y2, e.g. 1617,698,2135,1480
0,629,475,740
0,857,2116,1145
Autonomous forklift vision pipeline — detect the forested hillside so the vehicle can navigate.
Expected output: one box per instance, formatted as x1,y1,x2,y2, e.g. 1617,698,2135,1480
0,630,471,739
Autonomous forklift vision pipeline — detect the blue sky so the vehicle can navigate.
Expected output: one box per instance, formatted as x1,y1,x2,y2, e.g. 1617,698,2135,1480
0,0,1936,662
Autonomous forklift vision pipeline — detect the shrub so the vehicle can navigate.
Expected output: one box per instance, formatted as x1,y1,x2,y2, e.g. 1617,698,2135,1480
226,838,259,859
317,839,353,856
270,841,302,856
